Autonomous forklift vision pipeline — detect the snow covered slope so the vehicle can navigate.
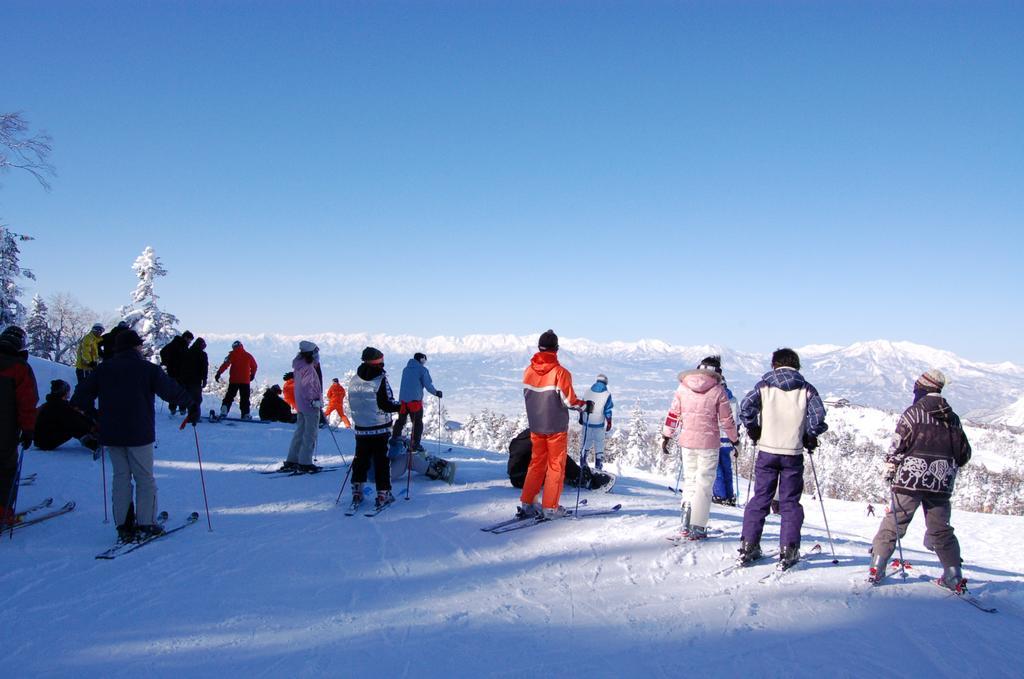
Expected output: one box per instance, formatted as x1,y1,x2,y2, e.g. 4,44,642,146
201,333,1024,422
5,415,1023,677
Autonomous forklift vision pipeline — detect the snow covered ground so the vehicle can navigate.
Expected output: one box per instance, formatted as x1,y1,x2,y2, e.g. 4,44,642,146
5,407,1024,677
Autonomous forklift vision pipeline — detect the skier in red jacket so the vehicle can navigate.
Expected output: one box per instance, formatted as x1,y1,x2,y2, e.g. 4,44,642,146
215,340,258,420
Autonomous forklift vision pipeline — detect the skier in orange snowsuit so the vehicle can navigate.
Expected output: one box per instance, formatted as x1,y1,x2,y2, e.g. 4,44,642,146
282,372,297,411
324,378,350,427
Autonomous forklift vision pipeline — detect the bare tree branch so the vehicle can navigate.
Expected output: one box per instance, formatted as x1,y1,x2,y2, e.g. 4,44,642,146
0,112,55,191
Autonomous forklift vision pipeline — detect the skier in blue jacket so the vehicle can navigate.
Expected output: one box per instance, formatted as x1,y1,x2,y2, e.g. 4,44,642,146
392,353,443,452
580,374,614,470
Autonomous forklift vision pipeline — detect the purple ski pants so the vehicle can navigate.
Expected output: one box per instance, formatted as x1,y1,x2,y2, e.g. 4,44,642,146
741,451,805,548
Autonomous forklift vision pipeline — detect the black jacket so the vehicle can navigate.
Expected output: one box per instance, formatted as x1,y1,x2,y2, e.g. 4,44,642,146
72,349,194,447
259,390,294,423
888,394,972,496
35,395,95,450
180,345,209,388
159,336,190,380
98,326,128,361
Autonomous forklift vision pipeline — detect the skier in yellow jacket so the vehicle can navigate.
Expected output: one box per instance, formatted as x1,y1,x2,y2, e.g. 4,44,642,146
75,324,104,382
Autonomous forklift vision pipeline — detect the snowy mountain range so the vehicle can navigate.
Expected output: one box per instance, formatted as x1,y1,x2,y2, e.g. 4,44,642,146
202,333,1024,425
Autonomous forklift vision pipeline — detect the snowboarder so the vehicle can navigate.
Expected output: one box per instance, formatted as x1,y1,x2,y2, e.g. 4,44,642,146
324,377,350,428
519,330,588,520
71,329,198,542
393,353,442,452
98,320,130,361
737,348,828,569
159,331,193,415
662,356,739,540
259,385,296,423
348,347,401,509
279,341,323,473
508,428,614,492
74,323,104,382
179,337,209,416
0,326,39,528
215,340,257,420
580,374,613,471
34,379,98,452
282,372,296,411
868,369,972,592
380,434,457,484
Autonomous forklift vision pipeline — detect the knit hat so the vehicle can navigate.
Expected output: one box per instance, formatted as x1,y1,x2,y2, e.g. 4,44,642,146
596,374,608,384
271,384,282,394
414,352,427,363
538,329,559,351
115,329,144,351
298,340,319,354
231,340,242,349
698,355,723,374
194,337,206,350
50,379,71,398
361,346,384,363
283,371,294,381
0,326,27,351
92,323,105,332
915,369,947,392
332,377,340,383
182,330,194,341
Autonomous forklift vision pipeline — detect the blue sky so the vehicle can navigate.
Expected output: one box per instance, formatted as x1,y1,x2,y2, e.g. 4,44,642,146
2,1,1022,361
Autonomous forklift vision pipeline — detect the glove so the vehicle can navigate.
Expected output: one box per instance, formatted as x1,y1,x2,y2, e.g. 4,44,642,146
730,440,740,449
585,400,595,414
435,390,443,399
662,436,671,455
187,405,200,426
311,399,323,409
215,374,222,383
20,431,32,449
605,417,612,432
803,434,818,452
884,462,897,484
746,425,761,443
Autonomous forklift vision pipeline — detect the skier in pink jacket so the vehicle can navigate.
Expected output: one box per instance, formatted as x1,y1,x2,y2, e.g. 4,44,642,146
662,356,739,540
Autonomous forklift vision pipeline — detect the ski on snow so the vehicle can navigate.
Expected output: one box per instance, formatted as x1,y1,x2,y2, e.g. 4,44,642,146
488,503,623,534
18,472,38,486
13,497,53,520
757,544,824,582
257,466,344,477
8,501,77,534
480,499,587,532
95,511,199,560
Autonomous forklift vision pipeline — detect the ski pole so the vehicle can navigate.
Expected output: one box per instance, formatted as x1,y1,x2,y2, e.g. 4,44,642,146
335,464,354,505
806,451,838,564
191,426,214,531
573,409,591,517
890,487,908,579
673,442,683,494
437,394,442,458
405,442,413,501
324,422,348,466
733,447,740,507
5,446,26,538
745,438,754,505
100,445,109,523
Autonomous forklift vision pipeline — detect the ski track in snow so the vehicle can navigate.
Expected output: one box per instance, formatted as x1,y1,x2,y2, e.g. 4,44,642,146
2,406,1023,678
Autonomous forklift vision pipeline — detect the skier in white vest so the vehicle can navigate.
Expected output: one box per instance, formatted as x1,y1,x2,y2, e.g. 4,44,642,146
580,374,614,471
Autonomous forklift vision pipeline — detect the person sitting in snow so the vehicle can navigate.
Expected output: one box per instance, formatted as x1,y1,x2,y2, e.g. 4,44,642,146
377,434,457,485
507,429,614,492
259,385,296,423
868,369,972,592
34,379,98,452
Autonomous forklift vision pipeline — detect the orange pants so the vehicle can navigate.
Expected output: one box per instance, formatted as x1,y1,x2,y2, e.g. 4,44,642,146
520,431,568,510
325,403,350,428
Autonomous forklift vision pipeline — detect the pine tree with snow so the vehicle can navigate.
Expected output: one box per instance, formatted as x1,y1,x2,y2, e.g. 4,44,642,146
121,246,179,361
25,293,55,359
0,225,35,326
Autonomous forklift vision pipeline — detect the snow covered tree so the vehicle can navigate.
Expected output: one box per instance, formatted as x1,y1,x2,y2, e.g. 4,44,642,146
0,112,54,191
121,246,179,361
25,294,55,359
46,292,99,366
0,225,35,326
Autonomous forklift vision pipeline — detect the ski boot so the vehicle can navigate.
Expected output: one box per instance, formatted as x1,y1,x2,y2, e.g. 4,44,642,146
240,413,252,421
136,524,166,539
678,502,692,537
296,463,322,474
517,501,542,519
375,490,395,510
937,565,968,594
278,461,299,473
594,454,604,471
542,505,567,521
737,541,763,566
711,496,727,506
1,506,22,528
687,525,709,541
219,404,230,420
779,544,801,570
867,552,890,585
724,496,737,507
116,524,137,544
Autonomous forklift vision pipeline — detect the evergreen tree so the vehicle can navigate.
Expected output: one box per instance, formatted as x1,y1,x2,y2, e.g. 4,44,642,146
121,246,179,361
0,225,35,326
25,293,55,359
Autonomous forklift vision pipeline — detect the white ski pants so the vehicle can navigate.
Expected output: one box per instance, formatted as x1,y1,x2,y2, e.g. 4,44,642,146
682,447,719,529
581,425,605,466
108,444,157,526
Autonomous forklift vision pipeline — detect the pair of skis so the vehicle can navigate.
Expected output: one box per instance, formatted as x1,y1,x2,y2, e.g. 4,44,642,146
480,502,623,534
256,466,344,478
95,511,199,560
857,559,996,613
208,409,267,424
18,472,38,487
6,500,77,535
344,495,397,518
712,543,824,577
